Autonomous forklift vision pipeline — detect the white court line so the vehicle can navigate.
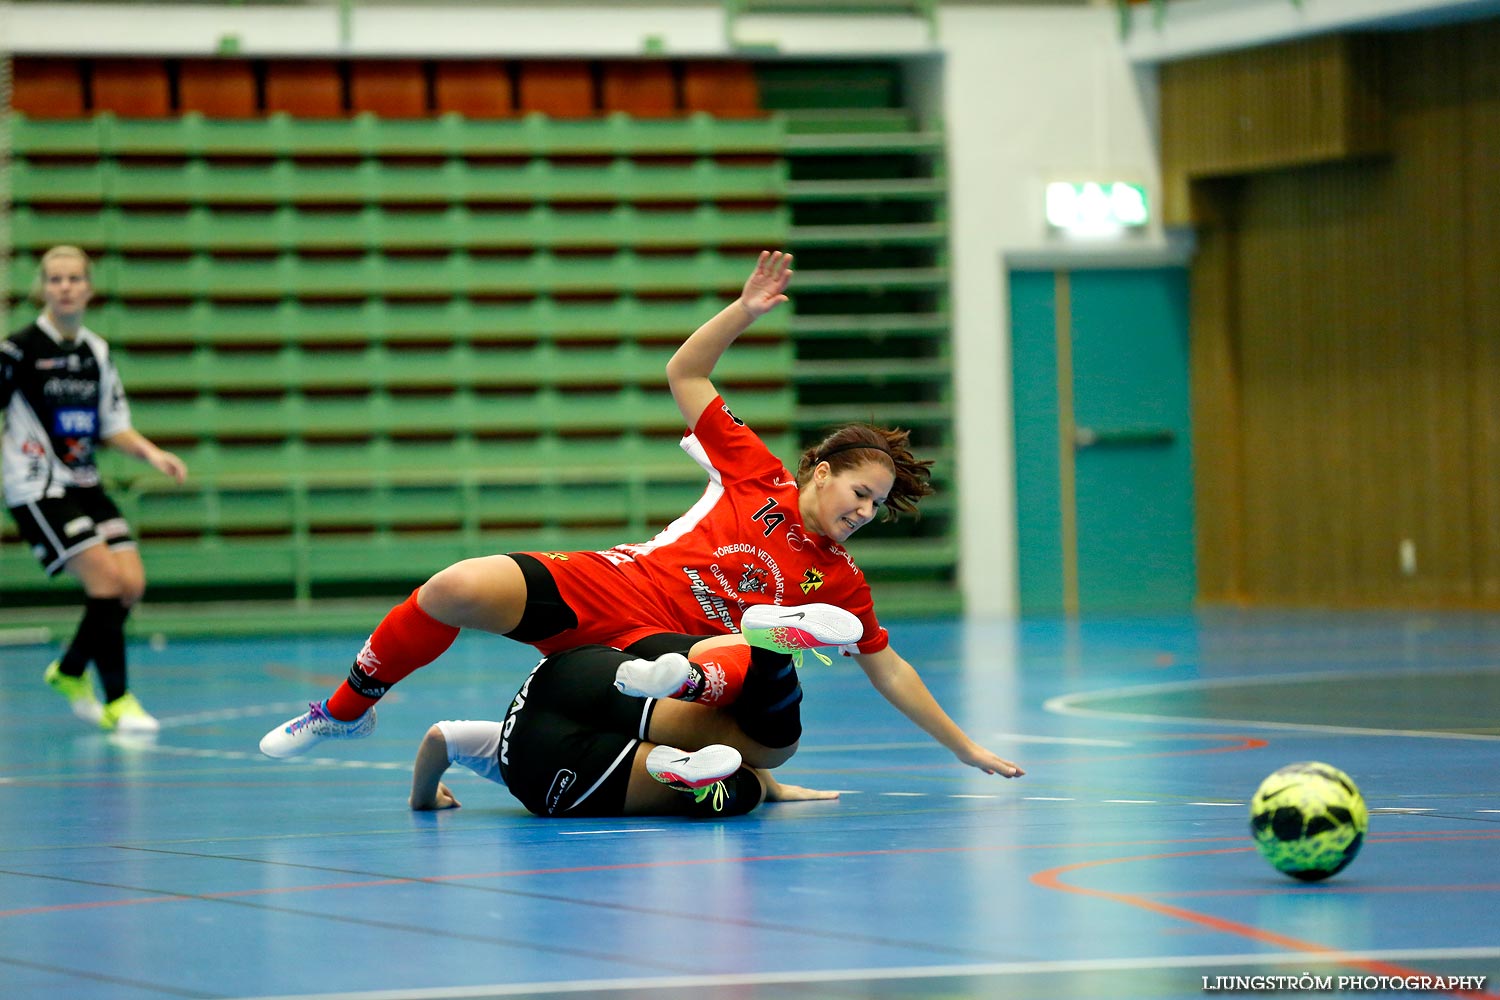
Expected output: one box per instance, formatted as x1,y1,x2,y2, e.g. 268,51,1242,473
0,626,53,646
559,828,666,836
155,702,318,729
1371,807,1436,814
227,946,1500,1000
136,743,407,770
1045,668,1500,741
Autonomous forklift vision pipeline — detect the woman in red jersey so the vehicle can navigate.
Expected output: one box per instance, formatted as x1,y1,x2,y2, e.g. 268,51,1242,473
261,252,1023,781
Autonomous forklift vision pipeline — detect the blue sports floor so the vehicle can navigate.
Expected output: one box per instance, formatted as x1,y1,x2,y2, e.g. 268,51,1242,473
2,610,1498,1000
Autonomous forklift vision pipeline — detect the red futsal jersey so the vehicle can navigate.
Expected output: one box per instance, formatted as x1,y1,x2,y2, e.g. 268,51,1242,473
523,397,889,657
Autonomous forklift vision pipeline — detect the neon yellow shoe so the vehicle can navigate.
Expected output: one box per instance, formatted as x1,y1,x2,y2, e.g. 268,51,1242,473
44,660,104,725
691,781,729,813
100,692,160,734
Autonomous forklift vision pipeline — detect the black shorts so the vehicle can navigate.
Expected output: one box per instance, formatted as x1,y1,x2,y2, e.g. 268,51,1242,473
503,552,580,644
7,486,135,576
497,645,660,818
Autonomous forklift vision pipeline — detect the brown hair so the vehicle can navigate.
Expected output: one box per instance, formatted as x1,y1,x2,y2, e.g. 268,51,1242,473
30,245,94,303
795,424,934,521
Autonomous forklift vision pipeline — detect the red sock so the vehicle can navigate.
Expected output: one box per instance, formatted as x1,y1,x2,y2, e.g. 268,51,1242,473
686,643,750,708
326,589,459,720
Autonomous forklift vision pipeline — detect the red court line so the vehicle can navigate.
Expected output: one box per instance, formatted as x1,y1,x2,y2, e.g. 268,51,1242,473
1043,734,1270,765
7,826,1497,942
0,834,1255,919
0,877,427,917
1030,836,1499,999
1154,882,1500,898
1145,832,1500,898
1,778,386,789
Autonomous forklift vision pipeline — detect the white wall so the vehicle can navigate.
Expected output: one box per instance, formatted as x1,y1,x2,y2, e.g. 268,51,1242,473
1122,0,1500,63
4,4,729,55
935,7,1169,617
5,2,1172,619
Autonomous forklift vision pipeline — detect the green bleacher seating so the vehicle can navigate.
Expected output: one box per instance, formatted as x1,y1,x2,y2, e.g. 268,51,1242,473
113,341,791,394
10,205,782,254
761,63,960,611
13,158,786,207
4,106,798,605
8,297,793,347
11,111,783,158
5,59,961,615
10,250,764,301
11,205,787,253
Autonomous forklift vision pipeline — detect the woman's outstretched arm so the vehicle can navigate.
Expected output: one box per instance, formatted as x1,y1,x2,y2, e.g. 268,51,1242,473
666,250,793,428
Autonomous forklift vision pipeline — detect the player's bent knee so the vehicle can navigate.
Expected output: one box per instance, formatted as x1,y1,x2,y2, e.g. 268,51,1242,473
741,741,797,770
419,557,525,633
733,700,802,755
78,568,128,600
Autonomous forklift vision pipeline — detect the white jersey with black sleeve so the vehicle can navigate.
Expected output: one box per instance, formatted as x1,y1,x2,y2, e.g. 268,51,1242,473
0,316,133,506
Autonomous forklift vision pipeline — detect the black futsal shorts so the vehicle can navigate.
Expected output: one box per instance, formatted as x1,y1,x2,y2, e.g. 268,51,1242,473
497,645,660,818
8,486,135,576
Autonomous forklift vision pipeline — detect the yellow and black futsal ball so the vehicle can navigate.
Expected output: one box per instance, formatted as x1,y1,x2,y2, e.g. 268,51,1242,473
1249,761,1368,882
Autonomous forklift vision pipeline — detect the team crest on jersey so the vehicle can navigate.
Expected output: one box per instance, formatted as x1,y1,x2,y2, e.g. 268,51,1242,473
683,544,789,630
800,568,825,594
542,552,570,561
736,564,769,594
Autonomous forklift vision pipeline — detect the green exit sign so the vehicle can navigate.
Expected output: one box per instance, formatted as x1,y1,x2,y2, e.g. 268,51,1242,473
1046,181,1149,233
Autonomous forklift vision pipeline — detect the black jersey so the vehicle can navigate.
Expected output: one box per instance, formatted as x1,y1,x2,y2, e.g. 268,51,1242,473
0,316,132,506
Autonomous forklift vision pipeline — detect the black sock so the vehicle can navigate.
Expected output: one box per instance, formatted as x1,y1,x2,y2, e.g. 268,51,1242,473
87,598,131,703
58,599,102,677
730,647,802,749
681,766,763,818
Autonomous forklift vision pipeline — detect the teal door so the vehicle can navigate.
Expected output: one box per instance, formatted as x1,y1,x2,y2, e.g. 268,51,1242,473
1010,264,1195,614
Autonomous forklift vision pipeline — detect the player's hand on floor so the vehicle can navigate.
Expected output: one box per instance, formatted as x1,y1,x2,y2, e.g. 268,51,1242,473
758,769,839,802
411,782,462,810
962,746,1025,778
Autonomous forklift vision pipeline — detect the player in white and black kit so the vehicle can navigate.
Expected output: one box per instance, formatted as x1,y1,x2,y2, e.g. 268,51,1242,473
2,246,188,733
408,632,839,817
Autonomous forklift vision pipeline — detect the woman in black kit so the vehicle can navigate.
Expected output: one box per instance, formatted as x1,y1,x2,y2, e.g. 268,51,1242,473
1,246,187,733
409,632,840,818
